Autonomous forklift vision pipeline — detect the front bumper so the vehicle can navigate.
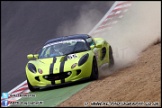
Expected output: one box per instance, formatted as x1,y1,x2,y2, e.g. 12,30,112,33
26,62,93,88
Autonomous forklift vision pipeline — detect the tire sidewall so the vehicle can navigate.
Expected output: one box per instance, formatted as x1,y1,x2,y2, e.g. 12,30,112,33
26,76,38,92
90,57,99,80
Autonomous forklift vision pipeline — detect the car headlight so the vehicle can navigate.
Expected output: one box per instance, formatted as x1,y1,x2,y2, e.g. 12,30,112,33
38,68,43,74
71,63,77,69
78,53,89,66
28,63,36,73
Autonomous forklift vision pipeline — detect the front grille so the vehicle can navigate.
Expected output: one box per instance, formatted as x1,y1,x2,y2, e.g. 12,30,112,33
43,71,71,81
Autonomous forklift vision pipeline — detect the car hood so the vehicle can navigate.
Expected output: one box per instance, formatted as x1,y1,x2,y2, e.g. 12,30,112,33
38,53,82,64
27,51,90,74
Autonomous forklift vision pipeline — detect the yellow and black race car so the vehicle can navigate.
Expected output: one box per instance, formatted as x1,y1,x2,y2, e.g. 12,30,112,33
25,34,114,91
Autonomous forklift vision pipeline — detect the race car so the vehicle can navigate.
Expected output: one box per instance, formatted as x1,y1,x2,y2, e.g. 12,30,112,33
25,34,114,91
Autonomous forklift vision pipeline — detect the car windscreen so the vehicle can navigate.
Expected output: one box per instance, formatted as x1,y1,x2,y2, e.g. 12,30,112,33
39,39,89,58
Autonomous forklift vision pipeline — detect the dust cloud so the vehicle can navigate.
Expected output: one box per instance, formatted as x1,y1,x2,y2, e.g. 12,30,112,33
98,1,161,78
57,2,161,78
56,9,102,35
56,1,114,36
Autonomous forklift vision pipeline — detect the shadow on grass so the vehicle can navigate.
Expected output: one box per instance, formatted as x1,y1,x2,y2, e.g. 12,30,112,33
35,78,92,92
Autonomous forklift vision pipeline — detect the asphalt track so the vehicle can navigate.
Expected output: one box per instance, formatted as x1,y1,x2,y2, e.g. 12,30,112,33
1,1,114,93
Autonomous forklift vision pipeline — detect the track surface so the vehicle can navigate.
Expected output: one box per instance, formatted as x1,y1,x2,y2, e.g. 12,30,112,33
1,1,114,93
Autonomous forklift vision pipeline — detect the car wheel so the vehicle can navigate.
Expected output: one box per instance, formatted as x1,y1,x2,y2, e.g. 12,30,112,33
90,57,99,80
27,78,39,92
109,45,114,67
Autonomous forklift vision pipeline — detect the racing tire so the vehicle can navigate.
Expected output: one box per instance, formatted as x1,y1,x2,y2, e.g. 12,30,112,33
90,57,99,80
27,78,39,92
109,45,114,67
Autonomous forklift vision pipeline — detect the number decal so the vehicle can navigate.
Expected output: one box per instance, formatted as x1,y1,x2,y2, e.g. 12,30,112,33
68,54,77,59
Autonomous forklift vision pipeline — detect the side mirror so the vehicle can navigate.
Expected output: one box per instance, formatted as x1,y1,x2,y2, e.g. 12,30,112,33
27,54,34,60
34,54,39,59
96,44,102,48
90,45,95,49
27,54,38,60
